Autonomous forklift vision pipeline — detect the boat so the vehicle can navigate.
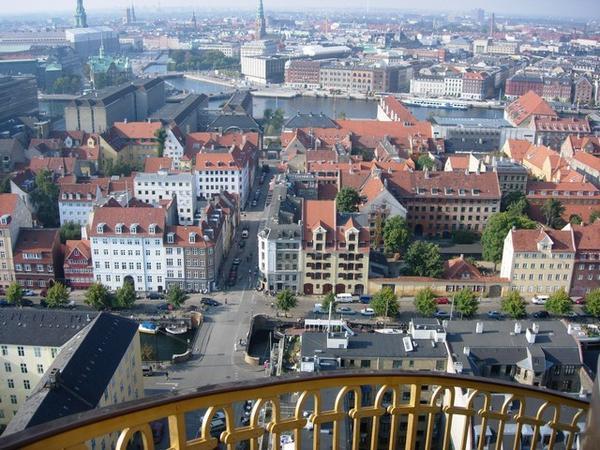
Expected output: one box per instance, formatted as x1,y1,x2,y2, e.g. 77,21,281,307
402,98,469,110
165,324,188,335
139,321,158,335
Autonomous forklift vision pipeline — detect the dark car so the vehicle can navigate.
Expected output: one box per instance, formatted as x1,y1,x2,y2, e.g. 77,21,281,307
157,303,171,311
0,299,9,307
359,295,372,304
487,310,505,320
434,310,450,319
20,299,34,307
201,298,220,307
533,310,550,319
239,240,246,249
147,292,164,300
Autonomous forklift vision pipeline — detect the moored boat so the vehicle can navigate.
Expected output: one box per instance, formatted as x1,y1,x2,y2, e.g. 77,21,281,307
139,321,158,334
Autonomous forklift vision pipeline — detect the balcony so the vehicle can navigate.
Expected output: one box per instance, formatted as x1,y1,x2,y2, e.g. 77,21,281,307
0,371,589,450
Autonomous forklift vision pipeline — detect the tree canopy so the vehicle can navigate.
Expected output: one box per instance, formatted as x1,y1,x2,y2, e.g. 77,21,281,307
154,128,167,158
584,289,600,318
453,289,478,318
59,222,81,244
167,49,240,72
6,282,24,306
321,292,336,313
589,210,600,224
545,288,572,315
30,169,60,227
276,289,297,312
382,216,410,255
404,241,443,278
84,283,112,310
166,285,189,309
371,287,398,317
501,191,528,213
500,291,527,318
414,288,436,317
115,281,137,309
481,211,536,263
335,187,361,213
45,282,70,308
541,198,566,229
416,154,435,170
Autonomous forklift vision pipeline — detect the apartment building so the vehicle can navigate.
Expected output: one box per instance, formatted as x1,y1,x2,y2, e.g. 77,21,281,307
100,121,162,167
63,239,94,289
134,170,197,225
258,182,303,293
0,310,97,427
284,60,322,89
196,42,240,58
5,313,142,450
320,63,396,94
410,75,445,96
567,221,600,297
160,126,186,168
301,199,369,295
531,117,591,150
13,229,62,290
526,181,600,225
0,194,33,290
58,182,105,226
387,170,501,238
500,227,576,296
89,206,169,292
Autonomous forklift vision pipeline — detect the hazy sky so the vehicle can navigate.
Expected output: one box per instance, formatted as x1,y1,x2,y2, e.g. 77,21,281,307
1,0,598,19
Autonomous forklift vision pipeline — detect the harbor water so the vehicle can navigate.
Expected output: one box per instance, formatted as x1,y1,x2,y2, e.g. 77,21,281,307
139,328,195,362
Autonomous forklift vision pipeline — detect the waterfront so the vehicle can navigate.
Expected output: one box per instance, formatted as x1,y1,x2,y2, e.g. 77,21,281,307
140,328,194,361
167,76,504,120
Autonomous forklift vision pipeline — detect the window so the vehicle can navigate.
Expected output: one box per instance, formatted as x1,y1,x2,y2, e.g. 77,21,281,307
1,345,7,356
10,394,17,404
23,380,30,389
17,346,24,356
51,348,58,358
7,379,14,389
37,364,44,374
20,363,27,374
360,360,371,368
4,362,11,372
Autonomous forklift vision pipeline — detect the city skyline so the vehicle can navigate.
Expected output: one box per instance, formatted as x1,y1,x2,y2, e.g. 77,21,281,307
0,0,598,19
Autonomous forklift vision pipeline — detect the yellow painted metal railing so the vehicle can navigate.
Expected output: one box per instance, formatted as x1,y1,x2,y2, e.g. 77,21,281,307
0,370,589,450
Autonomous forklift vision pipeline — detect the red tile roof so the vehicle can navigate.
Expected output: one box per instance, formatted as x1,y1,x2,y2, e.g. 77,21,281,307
565,135,600,155
379,96,418,125
444,256,483,280
504,139,532,161
90,207,166,237
64,239,91,261
505,91,557,126
29,157,77,176
388,170,501,199
14,228,59,255
510,227,575,252
0,194,20,226
533,116,591,134
144,157,174,172
165,225,212,248
445,155,469,170
571,221,600,251
303,199,336,239
112,121,162,140
572,151,600,172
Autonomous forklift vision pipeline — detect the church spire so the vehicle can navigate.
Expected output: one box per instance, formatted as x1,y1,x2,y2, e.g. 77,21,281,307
256,0,266,40
74,0,88,28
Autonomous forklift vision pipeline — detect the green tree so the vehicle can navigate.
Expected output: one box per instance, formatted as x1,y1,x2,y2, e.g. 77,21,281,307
541,198,566,229
416,154,435,170
501,291,527,318
414,288,436,317
115,281,137,309
154,128,167,158
335,187,361,213
371,287,398,317
84,282,112,310
321,292,336,313
30,169,60,227
6,282,24,306
501,191,528,213
382,216,410,256
545,288,572,315
584,288,600,318
481,211,536,264
275,289,297,313
59,222,81,244
569,214,583,225
166,284,189,309
451,230,479,244
45,282,69,308
453,289,478,318
590,210,600,223
404,241,443,278
0,175,10,193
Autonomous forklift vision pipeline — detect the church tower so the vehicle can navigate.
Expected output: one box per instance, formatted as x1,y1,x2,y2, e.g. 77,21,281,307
256,0,266,40
74,0,88,28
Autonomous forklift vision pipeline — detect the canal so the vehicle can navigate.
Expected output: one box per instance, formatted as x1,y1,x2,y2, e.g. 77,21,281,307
140,328,195,362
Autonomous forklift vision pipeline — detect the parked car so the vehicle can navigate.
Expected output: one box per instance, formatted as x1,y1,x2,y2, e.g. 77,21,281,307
142,365,154,377
313,303,327,314
571,296,585,305
201,298,220,307
335,293,354,303
359,295,372,304
336,306,356,315
435,297,450,305
232,258,241,266
532,310,550,319
531,295,549,305
241,229,249,238
0,299,9,307
360,308,375,316
239,240,246,249
251,200,258,207
487,310,505,320
147,292,164,300
157,303,171,311
434,310,450,319
20,299,34,307
23,289,35,296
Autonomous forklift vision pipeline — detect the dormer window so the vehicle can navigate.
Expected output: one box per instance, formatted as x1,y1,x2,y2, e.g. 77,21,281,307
62,193,67,199
115,223,123,234
472,189,480,196
0,214,10,225
445,188,453,195
130,224,138,234
189,232,196,243
96,223,105,234
459,189,466,196
167,232,175,244
149,224,157,234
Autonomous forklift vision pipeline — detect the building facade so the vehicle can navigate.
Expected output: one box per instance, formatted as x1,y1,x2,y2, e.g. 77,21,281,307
0,194,33,290
13,229,62,290
568,222,600,297
63,239,94,289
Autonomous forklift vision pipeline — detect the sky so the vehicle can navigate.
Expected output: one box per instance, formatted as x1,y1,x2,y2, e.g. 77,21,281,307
1,0,598,19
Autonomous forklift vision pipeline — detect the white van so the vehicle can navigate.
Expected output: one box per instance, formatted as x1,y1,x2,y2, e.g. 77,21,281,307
531,295,549,305
335,293,354,303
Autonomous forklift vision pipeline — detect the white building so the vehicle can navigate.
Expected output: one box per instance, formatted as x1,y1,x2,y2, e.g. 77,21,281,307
162,127,186,169
134,170,197,225
444,75,463,97
410,75,446,96
241,55,286,85
90,207,169,292
58,182,104,226
240,39,276,58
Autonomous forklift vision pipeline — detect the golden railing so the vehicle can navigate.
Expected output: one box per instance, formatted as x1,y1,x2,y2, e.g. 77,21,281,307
0,370,589,450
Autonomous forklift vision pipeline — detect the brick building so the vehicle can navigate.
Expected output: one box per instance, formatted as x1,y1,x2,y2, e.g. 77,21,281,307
526,181,600,225
13,229,62,290
284,60,322,89
567,221,600,297
573,76,594,105
63,239,94,289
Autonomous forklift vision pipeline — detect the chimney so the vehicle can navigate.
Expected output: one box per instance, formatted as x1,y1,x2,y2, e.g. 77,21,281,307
463,346,470,356
525,327,536,344
532,323,539,334
514,322,522,334
475,322,483,334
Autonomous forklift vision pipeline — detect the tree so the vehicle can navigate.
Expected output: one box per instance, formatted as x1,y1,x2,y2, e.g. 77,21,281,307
84,282,112,310
30,169,60,227
541,198,566,229
0,175,10,193
321,292,336,313
481,211,536,264
335,187,361,213
414,288,436,317
6,282,24,306
371,287,398,317
166,284,189,309
382,216,410,256
275,289,297,313
416,154,435,170
590,210,600,224
545,288,572,315
115,281,137,309
451,230,479,244
584,288,600,318
45,282,69,308
501,191,529,214
569,214,583,225
404,241,443,278
154,128,167,158
59,222,81,244
501,291,527,318
453,289,478,318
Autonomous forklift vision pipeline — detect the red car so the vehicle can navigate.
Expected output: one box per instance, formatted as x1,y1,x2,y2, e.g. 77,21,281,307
435,297,450,305
571,297,585,305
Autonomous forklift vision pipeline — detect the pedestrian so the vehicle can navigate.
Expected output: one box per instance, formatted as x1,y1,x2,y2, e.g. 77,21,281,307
165,371,169,381
225,298,228,304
